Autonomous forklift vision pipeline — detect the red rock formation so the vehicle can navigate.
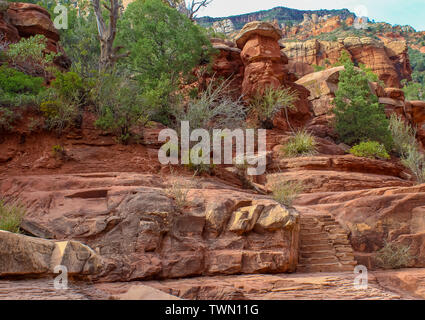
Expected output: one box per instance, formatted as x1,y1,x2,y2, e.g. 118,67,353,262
229,21,312,131
295,184,425,269
235,21,285,97
0,10,19,42
0,2,70,69
0,173,300,281
410,100,425,147
282,37,412,88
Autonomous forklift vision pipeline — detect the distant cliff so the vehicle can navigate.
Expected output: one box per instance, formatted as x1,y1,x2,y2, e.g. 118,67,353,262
196,6,354,30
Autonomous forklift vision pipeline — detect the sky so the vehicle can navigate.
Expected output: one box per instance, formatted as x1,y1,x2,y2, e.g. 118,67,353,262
196,0,425,31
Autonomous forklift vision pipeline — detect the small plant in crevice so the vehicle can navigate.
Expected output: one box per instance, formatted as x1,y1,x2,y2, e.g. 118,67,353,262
0,199,26,234
270,180,304,207
389,114,425,184
183,148,216,176
248,86,298,130
281,130,318,158
165,177,195,211
401,145,425,184
389,114,418,158
52,144,66,160
375,241,413,269
349,141,390,160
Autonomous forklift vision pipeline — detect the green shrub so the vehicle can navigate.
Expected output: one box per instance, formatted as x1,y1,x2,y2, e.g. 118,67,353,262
51,71,87,106
389,113,418,158
281,130,317,157
312,64,326,72
388,114,425,183
375,241,412,269
6,34,58,77
401,145,425,184
0,65,44,130
0,200,26,233
172,79,247,133
117,0,213,118
249,86,298,129
40,71,92,132
332,54,393,150
271,180,304,207
349,141,390,160
0,107,20,132
94,72,152,144
0,65,44,95
40,99,79,132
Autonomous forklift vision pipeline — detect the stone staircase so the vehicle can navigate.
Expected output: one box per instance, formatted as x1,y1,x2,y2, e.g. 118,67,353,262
297,214,357,273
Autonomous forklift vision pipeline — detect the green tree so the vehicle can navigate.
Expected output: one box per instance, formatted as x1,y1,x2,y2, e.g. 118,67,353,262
402,81,425,100
59,0,100,78
116,0,212,122
332,57,393,149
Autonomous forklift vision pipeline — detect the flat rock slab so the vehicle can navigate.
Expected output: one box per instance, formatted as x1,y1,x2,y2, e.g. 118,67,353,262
96,272,408,300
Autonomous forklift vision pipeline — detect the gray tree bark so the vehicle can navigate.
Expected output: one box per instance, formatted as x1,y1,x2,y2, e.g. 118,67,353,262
92,0,129,72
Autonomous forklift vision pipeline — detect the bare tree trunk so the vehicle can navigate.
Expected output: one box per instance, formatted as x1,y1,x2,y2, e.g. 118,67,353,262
166,0,212,21
187,0,212,21
92,0,129,72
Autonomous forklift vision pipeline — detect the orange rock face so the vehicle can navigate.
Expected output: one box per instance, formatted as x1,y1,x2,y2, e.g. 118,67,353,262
295,184,425,269
7,3,59,42
236,22,285,97
226,21,313,130
0,2,70,69
0,173,300,281
0,11,20,42
410,100,425,147
282,37,412,88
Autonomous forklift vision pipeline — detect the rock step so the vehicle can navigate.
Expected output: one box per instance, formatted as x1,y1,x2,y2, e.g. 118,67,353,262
299,256,340,265
301,239,332,246
300,244,334,251
300,250,336,258
298,214,357,274
297,263,354,273
300,233,329,241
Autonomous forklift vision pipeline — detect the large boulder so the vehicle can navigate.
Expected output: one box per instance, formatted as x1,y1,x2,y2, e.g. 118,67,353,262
0,1,19,43
0,231,103,278
0,173,300,281
0,2,71,69
295,66,344,116
7,3,59,42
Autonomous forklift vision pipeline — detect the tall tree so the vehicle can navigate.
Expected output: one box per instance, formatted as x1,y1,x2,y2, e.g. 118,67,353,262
92,0,129,71
332,56,393,149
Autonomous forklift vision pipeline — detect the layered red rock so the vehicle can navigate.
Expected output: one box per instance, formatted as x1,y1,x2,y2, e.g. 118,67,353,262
295,184,425,269
282,37,412,88
232,21,312,131
235,21,285,97
0,173,300,281
0,2,70,69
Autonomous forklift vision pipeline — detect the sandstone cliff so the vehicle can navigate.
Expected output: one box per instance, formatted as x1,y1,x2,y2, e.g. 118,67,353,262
282,37,412,88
